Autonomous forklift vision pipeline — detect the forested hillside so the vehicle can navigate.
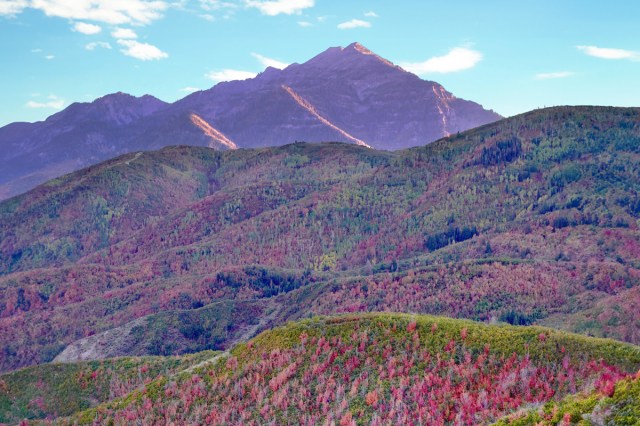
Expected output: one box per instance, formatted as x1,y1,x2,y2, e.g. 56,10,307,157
0,106,639,373
47,314,640,425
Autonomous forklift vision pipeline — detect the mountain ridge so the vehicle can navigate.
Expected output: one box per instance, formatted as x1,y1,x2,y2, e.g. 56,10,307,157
0,42,500,200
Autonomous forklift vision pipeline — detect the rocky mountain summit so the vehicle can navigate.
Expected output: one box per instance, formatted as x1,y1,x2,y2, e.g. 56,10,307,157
0,42,500,200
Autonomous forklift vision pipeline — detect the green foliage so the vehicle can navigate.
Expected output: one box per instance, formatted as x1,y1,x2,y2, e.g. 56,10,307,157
549,165,582,189
125,299,266,356
494,374,640,425
283,154,311,168
214,266,312,297
313,252,338,272
0,352,213,423
499,310,540,326
481,137,523,166
425,226,478,251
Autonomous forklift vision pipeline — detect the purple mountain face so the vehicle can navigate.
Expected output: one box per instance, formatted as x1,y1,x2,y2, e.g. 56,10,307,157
0,93,169,200
0,42,501,200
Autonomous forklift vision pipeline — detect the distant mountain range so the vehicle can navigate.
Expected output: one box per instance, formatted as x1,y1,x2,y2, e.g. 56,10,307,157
0,42,500,200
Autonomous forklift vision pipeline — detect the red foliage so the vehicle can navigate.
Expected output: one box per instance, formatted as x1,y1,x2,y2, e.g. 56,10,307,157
80,322,631,426
365,390,378,407
460,328,468,340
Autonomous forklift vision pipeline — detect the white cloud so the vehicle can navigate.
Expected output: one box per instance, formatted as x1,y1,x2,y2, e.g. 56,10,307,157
577,45,640,61
205,52,287,84
337,19,371,30
117,39,168,60
297,20,312,27
0,0,27,15
181,86,200,93
73,21,102,34
251,52,289,69
85,41,112,50
27,100,63,108
197,0,237,20
45,54,55,59
400,47,482,74
535,71,574,80
6,0,168,25
364,11,378,18
31,48,43,53
200,0,237,11
26,95,65,109
246,0,314,16
206,69,257,82
111,27,137,39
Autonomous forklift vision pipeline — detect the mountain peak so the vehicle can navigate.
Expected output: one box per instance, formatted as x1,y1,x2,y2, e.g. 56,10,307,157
304,42,398,71
94,92,165,106
95,91,134,102
43,91,167,127
346,42,397,68
345,42,371,54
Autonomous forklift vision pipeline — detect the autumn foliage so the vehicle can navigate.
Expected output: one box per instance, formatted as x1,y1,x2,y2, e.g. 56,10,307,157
54,314,639,425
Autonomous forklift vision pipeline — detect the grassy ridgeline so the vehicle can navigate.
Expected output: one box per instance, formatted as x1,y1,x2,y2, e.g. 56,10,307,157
63,313,640,425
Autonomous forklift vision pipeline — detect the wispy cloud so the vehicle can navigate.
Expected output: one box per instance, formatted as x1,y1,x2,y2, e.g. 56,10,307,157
337,19,371,30
30,47,55,59
197,0,237,19
364,11,378,18
246,0,314,16
251,52,289,69
111,28,137,39
400,47,482,74
577,45,640,61
85,41,112,51
1,0,168,25
26,95,64,109
73,22,102,34
117,39,168,61
206,69,257,82
181,86,201,93
200,0,237,10
535,71,575,80
297,20,312,27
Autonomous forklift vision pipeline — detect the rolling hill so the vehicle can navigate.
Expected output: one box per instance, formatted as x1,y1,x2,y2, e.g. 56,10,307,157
0,106,639,375
5,314,638,425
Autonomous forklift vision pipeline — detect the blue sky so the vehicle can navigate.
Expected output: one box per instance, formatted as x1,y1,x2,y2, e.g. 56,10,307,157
1,0,639,126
